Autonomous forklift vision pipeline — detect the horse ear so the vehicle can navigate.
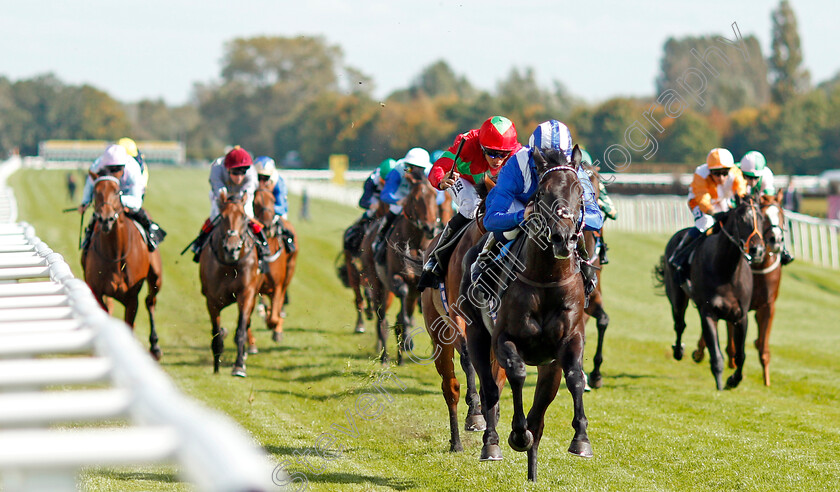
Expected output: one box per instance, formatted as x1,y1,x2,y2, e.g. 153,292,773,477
89,171,98,181
404,172,418,184
775,188,784,204
532,147,547,174
570,145,582,167
219,189,228,204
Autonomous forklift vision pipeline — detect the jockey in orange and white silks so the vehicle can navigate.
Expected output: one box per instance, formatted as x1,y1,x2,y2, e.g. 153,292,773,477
687,148,747,233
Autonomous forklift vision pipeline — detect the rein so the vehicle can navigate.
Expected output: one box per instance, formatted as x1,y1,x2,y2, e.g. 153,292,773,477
534,164,586,249
720,200,763,262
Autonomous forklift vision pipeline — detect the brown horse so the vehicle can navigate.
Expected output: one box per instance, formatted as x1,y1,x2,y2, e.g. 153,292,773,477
253,188,297,344
199,191,260,377
83,175,163,360
461,146,593,482
656,193,766,390
362,169,440,364
692,190,785,386
581,163,610,389
339,206,384,333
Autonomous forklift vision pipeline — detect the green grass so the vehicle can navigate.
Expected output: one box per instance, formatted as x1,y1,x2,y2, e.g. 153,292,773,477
9,168,840,491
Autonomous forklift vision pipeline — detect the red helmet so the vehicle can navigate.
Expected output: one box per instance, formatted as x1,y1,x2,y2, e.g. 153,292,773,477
478,116,518,151
224,146,252,169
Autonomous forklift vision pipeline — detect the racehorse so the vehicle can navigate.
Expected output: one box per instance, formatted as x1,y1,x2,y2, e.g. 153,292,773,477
362,169,440,364
253,188,296,345
656,193,765,390
461,146,593,482
691,190,785,386
581,162,610,389
83,175,162,360
199,191,261,377
338,206,382,333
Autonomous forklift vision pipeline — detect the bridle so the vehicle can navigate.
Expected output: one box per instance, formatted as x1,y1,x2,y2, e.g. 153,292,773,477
532,165,585,252
719,197,763,263
211,201,254,265
402,184,440,240
91,176,131,263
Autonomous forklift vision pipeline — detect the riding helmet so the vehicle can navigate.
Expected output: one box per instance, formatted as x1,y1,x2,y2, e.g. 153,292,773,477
479,116,518,152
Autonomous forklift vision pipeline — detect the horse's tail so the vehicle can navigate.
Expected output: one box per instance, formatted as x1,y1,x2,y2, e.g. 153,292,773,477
335,251,350,288
395,242,423,277
652,255,666,294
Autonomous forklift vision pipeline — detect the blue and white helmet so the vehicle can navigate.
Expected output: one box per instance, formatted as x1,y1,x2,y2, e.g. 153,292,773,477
254,156,277,177
528,120,573,160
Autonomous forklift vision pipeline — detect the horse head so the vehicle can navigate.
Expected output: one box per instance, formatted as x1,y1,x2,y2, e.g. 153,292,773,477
403,171,440,240
531,146,585,260
721,193,766,265
217,191,250,263
253,189,276,237
92,175,123,234
759,190,785,256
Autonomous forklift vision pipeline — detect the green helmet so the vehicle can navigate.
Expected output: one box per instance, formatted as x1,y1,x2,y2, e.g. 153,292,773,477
738,151,766,178
579,149,593,165
377,158,397,180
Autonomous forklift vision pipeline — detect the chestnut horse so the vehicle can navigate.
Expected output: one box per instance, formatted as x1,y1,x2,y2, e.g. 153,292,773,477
656,193,765,390
362,169,440,364
199,192,260,377
581,162,610,389
253,188,297,344
83,175,162,360
692,190,785,386
461,146,593,482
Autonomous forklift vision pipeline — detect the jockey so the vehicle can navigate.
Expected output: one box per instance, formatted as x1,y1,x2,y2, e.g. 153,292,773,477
375,147,433,262
118,137,149,191
581,148,616,265
478,120,604,298
417,116,522,290
344,158,397,253
668,148,748,286
739,150,793,265
188,146,271,269
79,143,166,252
254,155,296,254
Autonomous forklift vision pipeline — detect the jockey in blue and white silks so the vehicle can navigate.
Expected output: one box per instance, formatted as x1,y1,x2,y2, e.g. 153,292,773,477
484,120,603,240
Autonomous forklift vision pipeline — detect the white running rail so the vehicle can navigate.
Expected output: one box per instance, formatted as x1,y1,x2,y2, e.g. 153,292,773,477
0,158,285,491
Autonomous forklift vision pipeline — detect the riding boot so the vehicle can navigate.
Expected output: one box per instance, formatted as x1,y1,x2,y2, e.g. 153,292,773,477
780,247,794,266
251,225,272,274
127,208,166,251
668,229,701,288
418,213,471,291
577,236,598,308
470,234,499,286
598,237,609,265
191,218,214,262
81,220,94,252
374,211,398,264
280,226,296,254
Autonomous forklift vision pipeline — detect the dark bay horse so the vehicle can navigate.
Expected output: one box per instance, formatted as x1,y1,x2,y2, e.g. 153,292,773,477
461,146,592,482
253,188,296,344
83,175,162,360
656,193,765,390
362,170,440,364
199,192,260,377
692,190,785,386
581,162,610,389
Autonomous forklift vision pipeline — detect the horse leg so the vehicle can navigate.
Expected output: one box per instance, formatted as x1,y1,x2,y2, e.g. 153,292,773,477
373,286,391,364
699,312,725,390
208,303,224,374
692,334,707,363
123,291,140,331
232,292,256,377
496,338,532,453
561,333,593,458
725,321,737,369
525,362,565,482
588,303,610,389
269,285,285,343
670,288,689,360
726,315,749,389
146,256,163,361
755,304,774,386
466,327,503,461
348,259,366,332
457,338,485,432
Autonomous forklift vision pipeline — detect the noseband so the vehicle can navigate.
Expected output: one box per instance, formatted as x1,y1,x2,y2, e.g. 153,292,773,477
720,199,763,262
534,165,585,247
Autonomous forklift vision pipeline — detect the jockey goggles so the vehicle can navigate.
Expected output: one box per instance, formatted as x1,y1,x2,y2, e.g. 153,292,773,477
481,146,511,159
229,167,249,176
710,168,729,177
104,165,125,174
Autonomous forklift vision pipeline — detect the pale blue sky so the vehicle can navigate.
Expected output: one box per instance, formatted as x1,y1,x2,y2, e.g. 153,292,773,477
2,1,837,105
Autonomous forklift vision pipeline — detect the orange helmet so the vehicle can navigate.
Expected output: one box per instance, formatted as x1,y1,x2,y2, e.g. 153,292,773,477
478,116,518,151
706,148,735,170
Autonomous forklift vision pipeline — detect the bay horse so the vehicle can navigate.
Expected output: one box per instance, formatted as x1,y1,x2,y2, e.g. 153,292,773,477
253,188,296,344
461,146,593,482
362,169,440,364
581,162,610,389
656,193,765,390
83,175,162,360
199,191,260,377
691,190,785,386
339,206,382,333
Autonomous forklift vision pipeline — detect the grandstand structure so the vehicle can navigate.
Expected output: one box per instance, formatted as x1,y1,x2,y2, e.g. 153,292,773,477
38,140,186,166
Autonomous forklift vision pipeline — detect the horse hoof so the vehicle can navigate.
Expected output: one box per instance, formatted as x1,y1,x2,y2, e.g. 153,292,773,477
725,375,741,390
479,444,503,461
568,438,593,458
589,373,603,390
465,414,486,432
248,344,259,355
280,310,287,319
354,325,365,334
508,430,533,452
232,366,247,378
272,331,283,343
672,343,684,361
220,327,228,339
150,347,163,361
691,349,704,363
449,441,463,453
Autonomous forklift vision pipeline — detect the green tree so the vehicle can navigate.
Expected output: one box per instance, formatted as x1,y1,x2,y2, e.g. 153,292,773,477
774,90,827,174
579,98,643,164
658,111,720,163
769,0,810,105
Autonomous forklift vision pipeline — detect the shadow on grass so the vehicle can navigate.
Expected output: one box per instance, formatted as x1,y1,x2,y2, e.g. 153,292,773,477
308,471,415,490
91,469,179,484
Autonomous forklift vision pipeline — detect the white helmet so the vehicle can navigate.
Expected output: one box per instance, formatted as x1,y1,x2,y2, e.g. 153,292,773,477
400,147,431,171
100,144,132,167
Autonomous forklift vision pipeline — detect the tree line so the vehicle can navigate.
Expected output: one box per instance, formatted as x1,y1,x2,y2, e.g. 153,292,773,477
1,1,836,175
